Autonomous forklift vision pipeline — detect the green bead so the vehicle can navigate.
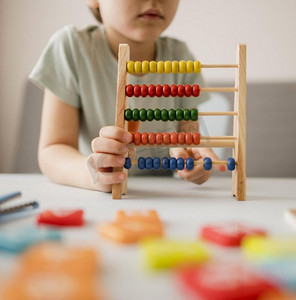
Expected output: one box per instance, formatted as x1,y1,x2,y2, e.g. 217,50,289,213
154,108,161,120
139,108,147,121
168,109,176,121
191,109,198,121
132,109,139,121
161,109,168,121
183,109,190,121
176,109,183,121
147,109,154,121
125,109,132,121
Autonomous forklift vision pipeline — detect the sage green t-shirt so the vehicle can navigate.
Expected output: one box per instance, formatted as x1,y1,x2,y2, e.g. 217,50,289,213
30,25,209,175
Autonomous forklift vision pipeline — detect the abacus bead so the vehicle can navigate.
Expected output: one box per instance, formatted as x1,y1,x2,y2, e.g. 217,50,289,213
134,132,141,145
178,132,185,144
142,61,149,74
162,157,169,170
155,133,163,145
132,109,139,121
127,61,134,74
148,84,156,97
191,109,198,121
183,109,191,121
177,158,185,170
204,157,212,170
163,84,170,97
172,61,179,73
164,61,172,73
186,61,194,73
153,157,161,170
163,133,170,144
161,109,168,121
185,84,192,97
186,157,194,170
155,84,163,97
141,84,148,97
126,84,134,97
124,157,132,169
193,133,200,145
141,132,148,145
168,109,176,121
178,85,185,97
192,84,200,97
179,60,186,73
194,60,201,73
227,158,236,171
149,61,157,73
146,157,153,170
148,132,156,145
185,132,193,145
170,132,178,145
147,109,154,121
169,158,177,171
134,61,142,73
139,109,147,121
134,85,141,97
138,157,145,170
124,109,132,121
176,108,183,121
154,108,161,121
157,61,164,73
171,84,178,97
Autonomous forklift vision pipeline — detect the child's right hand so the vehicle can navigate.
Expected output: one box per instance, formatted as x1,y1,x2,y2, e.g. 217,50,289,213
87,126,132,192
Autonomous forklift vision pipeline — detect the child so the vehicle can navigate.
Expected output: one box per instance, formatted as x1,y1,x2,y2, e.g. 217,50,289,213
29,0,226,193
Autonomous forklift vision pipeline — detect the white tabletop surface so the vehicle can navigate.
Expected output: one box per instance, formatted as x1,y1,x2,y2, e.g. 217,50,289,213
0,174,296,300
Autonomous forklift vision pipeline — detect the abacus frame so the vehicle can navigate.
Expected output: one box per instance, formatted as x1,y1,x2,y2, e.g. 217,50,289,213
112,44,246,201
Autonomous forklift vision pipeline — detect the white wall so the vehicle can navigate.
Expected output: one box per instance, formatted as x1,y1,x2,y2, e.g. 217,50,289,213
0,0,295,172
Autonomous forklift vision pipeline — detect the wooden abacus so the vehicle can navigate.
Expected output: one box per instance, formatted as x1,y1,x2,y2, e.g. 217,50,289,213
112,44,246,201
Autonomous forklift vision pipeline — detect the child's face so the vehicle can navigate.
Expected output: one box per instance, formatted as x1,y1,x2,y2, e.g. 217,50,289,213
98,0,180,43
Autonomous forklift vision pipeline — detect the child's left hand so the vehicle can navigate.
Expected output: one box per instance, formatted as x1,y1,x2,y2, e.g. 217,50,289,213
169,147,226,185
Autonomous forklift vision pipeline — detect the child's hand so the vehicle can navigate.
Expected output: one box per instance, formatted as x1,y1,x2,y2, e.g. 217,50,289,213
84,0,98,9
169,147,227,185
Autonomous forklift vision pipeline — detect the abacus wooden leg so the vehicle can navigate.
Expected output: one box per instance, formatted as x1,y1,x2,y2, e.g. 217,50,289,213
232,44,247,201
112,44,130,199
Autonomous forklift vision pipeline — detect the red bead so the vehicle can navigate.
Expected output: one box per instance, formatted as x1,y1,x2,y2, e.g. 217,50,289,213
148,132,156,145
170,132,178,145
185,84,192,97
126,84,134,97
185,132,193,145
134,84,141,97
171,84,178,97
133,132,141,145
155,133,163,145
178,132,185,144
141,84,148,97
156,84,163,97
141,132,148,145
163,133,170,144
148,84,156,97
163,84,170,97
192,84,200,97
178,85,185,97
193,133,200,145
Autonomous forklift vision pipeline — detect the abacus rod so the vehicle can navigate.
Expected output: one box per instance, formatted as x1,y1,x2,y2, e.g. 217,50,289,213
199,111,238,116
202,136,237,140
201,64,238,68
200,87,238,93
129,160,235,166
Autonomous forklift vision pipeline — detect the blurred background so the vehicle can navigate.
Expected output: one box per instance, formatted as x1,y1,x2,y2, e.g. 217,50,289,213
0,0,295,176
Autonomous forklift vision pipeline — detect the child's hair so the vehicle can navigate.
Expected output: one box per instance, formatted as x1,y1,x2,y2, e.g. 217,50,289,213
90,7,102,23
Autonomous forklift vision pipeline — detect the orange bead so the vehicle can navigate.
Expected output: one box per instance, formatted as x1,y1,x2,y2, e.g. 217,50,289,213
134,132,141,145
178,132,185,144
141,132,148,145
170,132,178,145
155,133,163,145
185,132,193,145
163,133,170,144
193,133,200,145
148,132,156,145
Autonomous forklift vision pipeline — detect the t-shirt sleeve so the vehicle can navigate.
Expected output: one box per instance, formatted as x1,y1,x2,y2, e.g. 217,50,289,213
29,26,80,108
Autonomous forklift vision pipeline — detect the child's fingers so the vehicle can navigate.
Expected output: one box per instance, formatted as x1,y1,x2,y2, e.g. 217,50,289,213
91,137,128,155
194,148,227,172
87,153,125,169
85,0,99,9
169,147,190,160
99,126,132,143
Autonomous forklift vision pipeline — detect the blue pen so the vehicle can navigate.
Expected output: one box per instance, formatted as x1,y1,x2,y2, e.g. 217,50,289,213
0,191,22,204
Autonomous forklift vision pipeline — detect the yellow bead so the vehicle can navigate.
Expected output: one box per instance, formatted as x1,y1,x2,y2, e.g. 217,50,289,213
179,60,186,73
134,61,142,74
149,61,157,73
142,60,149,74
172,61,179,74
127,61,134,74
164,61,172,73
186,61,194,73
157,61,164,74
194,60,201,73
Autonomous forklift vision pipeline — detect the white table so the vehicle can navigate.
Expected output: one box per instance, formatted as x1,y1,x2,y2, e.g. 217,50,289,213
0,174,295,300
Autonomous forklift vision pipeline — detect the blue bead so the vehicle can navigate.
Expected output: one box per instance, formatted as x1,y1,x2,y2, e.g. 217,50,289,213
153,157,161,170
146,157,153,170
204,157,212,170
177,158,185,170
124,157,131,169
138,157,145,170
227,157,236,171
162,157,169,170
169,158,177,171
186,157,194,170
